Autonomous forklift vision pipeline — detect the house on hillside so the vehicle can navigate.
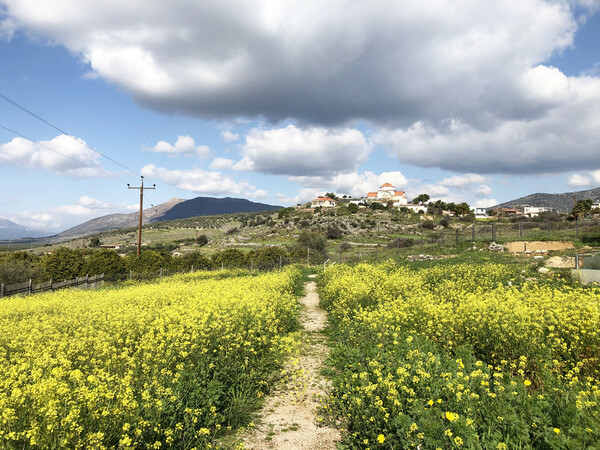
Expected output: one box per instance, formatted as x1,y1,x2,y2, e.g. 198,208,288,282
473,207,489,218
311,196,337,208
520,205,554,217
592,199,600,210
366,183,408,207
402,204,428,213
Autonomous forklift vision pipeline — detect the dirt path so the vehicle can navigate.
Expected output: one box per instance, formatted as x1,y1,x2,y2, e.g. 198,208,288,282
242,277,340,449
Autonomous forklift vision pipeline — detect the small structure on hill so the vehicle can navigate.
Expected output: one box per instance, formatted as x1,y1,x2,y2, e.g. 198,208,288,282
366,183,408,207
311,196,337,208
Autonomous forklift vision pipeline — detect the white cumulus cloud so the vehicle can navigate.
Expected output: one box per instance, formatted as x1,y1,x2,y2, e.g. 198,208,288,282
149,135,210,157
0,134,107,177
140,163,267,198
220,130,239,142
235,125,371,176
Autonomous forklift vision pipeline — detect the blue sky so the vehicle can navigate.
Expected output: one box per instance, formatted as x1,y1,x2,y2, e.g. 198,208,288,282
1,0,600,232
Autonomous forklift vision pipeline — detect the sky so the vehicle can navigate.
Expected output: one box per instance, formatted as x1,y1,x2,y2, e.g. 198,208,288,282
1,0,600,233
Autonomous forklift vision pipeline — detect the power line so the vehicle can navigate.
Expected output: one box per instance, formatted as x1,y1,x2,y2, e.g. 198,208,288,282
0,123,128,183
0,91,138,176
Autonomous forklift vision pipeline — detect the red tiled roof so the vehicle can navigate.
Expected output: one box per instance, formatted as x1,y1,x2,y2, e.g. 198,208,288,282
313,197,336,202
395,191,406,196
380,183,394,188
367,192,377,198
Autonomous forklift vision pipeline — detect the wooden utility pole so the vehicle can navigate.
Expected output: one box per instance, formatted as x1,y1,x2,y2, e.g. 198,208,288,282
128,176,156,257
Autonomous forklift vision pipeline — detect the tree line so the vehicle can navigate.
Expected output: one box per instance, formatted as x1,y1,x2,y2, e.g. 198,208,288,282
0,232,329,285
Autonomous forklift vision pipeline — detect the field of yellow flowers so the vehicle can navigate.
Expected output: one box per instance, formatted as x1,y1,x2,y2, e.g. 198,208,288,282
319,262,600,448
0,268,303,449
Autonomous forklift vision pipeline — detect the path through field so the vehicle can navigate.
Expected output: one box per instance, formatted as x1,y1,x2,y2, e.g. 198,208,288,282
242,276,340,449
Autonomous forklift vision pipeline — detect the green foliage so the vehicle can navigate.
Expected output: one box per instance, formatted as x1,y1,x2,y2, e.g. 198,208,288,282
173,251,211,271
82,249,126,276
211,248,247,268
412,193,430,204
196,234,208,246
89,237,101,247
335,205,350,216
420,219,435,230
325,225,344,239
42,247,85,281
125,250,171,274
0,252,44,285
453,201,472,216
370,202,386,210
247,246,288,268
325,192,338,200
277,207,294,219
296,231,327,253
572,199,593,217
347,203,359,213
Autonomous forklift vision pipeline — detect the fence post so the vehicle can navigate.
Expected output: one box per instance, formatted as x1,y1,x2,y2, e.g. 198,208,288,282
221,263,224,271
455,229,459,245
279,255,282,270
472,225,475,242
375,247,378,261
307,247,310,265
191,265,194,273
28,279,32,295
129,269,132,280
575,254,579,269
441,230,444,245
49,279,53,292
86,274,89,289
519,222,523,238
0,283,4,298
547,222,551,237
339,246,342,264
420,234,423,251
492,223,496,241
576,220,579,238
251,259,253,271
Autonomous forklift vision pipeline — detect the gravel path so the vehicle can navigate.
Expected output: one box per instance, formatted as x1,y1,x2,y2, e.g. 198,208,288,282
242,278,340,449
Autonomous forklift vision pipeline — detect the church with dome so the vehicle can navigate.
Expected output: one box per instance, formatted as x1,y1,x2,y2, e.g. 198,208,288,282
366,183,408,207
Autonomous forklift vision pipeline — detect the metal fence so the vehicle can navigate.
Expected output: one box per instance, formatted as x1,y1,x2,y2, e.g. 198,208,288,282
1,274,105,298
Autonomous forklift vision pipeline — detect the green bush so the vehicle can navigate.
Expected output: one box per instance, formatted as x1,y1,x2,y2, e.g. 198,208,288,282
42,247,85,281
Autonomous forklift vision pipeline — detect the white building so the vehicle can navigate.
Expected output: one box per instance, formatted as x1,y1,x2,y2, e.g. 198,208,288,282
366,183,408,207
311,196,337,208
403,204,428,213
474,207,489,218
521,205,554,217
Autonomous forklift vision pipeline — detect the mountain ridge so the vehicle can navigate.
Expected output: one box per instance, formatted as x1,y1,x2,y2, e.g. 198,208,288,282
0,218,49,240
53,196,281,240
492,187,600,213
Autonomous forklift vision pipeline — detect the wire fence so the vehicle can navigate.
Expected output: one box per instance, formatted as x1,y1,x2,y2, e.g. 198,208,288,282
1,274,105,299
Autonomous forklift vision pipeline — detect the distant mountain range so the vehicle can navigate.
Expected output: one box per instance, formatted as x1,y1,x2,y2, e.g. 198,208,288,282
493,187,600,213
0,218,49,240
50,196,281,241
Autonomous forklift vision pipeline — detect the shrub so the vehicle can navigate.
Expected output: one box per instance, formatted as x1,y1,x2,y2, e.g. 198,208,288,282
82,249,126,277
386,237,414,248
325,225,344,239
420,219,435,230
42,247,85,281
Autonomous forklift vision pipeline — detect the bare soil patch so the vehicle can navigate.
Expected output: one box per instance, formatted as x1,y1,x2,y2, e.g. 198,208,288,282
546,256,576,268
241,280,340,449
504,241,574,253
